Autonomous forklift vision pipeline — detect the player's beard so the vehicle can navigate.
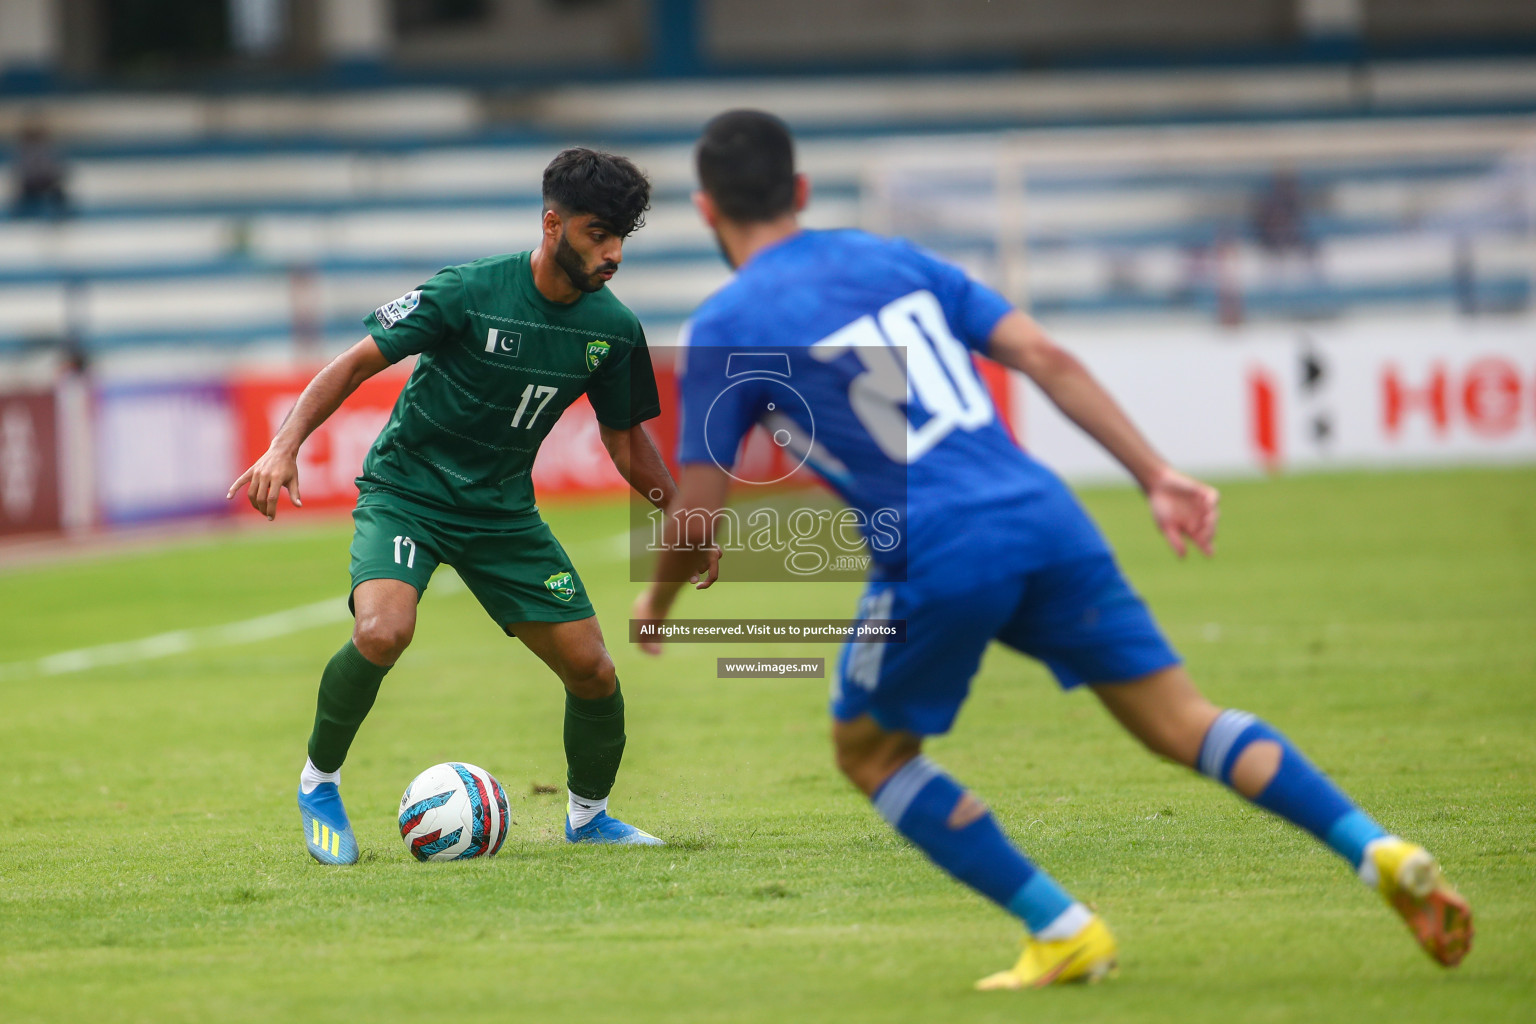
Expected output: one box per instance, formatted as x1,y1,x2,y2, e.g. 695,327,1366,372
553,232,616,294
709,226,739,270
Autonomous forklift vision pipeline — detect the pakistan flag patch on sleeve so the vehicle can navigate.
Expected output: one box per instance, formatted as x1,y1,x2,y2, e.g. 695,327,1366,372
585,340,611,372
544,571,577,602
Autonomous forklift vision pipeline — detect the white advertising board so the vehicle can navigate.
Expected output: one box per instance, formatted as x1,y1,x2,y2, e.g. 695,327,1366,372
1010,318,1536,482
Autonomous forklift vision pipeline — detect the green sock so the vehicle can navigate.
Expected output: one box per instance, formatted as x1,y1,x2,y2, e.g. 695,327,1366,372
564,679,626,801
307,640,392,773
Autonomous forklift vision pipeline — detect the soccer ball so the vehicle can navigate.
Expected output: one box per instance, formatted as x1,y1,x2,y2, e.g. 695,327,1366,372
398,762,510,861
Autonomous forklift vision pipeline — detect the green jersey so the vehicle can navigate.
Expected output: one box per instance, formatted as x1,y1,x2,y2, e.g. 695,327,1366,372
359,251,659,519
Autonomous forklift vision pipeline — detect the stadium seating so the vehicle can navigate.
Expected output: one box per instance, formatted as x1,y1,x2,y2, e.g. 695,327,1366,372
2,61,1533,362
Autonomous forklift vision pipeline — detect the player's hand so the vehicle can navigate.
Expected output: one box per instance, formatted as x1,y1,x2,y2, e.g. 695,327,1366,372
632,547,720,655
691,544,722,590
1147,467,1218,558
227,446,302,521
631,587,670,656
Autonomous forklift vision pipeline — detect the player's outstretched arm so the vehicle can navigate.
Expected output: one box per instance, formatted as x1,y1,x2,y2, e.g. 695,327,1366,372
598,422,678,510
632,463,731,655
986,310,1219,557
226,337,391,520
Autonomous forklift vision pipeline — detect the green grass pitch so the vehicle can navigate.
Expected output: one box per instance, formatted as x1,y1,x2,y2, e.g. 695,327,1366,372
1,467,1532,1024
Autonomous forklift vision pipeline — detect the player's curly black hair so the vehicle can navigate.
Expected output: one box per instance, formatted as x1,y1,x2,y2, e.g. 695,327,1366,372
541,148,651,237
695,109,796,223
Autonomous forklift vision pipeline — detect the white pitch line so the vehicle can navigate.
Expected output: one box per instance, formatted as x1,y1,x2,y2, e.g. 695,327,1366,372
0,596,354,684
0,529,635,684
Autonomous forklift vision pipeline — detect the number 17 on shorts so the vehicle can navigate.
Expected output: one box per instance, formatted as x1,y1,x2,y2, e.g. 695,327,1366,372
348,504,441,597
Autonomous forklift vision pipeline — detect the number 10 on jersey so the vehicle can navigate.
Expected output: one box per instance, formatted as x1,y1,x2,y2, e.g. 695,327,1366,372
811,289,994,464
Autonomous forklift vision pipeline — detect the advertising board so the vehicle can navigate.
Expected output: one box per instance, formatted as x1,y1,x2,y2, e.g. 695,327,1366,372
0,389,62,537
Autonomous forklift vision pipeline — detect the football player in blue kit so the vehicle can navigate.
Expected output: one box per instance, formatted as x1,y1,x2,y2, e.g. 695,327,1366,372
635,110,1471,987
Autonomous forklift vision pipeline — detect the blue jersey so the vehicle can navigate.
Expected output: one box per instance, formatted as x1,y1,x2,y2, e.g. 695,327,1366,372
676,229,1108,582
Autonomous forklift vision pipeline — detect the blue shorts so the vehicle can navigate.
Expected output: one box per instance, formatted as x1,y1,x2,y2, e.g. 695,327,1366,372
832,555,1181,736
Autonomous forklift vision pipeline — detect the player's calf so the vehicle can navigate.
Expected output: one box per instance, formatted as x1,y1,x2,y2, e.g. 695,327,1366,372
514,617,650,837
298,642,384,865
308,640,392,773
836,719,1101,979
1196,708,1474,965
1095,670,1471,965
1098,670,1392,882
1196,708,1392,871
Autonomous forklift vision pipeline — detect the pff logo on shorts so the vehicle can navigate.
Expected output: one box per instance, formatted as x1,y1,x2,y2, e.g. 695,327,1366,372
585,340,611,373
544,571,577,602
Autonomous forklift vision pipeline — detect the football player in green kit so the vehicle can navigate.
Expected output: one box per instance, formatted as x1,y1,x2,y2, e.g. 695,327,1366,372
229,148,716,862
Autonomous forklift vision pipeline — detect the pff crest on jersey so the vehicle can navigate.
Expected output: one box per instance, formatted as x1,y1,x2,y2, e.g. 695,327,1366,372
585,340,611,372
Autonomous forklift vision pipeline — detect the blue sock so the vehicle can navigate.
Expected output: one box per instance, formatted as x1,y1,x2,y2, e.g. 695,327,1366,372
1198,709,1389,868
873,756,1076,933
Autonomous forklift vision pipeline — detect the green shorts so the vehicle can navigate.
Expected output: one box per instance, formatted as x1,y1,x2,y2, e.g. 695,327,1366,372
349,495,594,628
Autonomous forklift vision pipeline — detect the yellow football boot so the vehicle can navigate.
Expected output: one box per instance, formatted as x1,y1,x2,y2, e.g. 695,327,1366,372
1371,839,1473,967
975,914,1119,990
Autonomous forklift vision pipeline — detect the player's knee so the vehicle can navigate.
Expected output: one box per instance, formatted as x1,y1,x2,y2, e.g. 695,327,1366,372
832,732,921,796
560,650,616,701
1098,668,1220,767
1140,701,1221,767
353,613,414,665
833,744,882,793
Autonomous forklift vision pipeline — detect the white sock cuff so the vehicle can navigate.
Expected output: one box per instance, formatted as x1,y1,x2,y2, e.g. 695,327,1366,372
1198,709,1259,779
567,792,609,829
299,758,340,795
1357,836,1392,889
1034,902,1094,942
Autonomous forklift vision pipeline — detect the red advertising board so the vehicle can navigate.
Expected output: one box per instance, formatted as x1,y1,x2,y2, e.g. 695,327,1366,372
230,368,635,515
231,371,408,514
230,356,1022,515
0,389,62,537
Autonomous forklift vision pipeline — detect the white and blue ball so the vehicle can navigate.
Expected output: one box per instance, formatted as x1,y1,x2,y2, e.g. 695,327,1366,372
398,762,510,861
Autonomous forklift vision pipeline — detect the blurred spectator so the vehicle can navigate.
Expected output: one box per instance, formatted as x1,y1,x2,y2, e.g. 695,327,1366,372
1452,235,1478,316
1174,242,1215,306
1105,248,1141,298
10,122,70,220
58,338,92,380
229,0,285,57
1252,168,1314,259
1252,167,1328,311
1215,236,1245,327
